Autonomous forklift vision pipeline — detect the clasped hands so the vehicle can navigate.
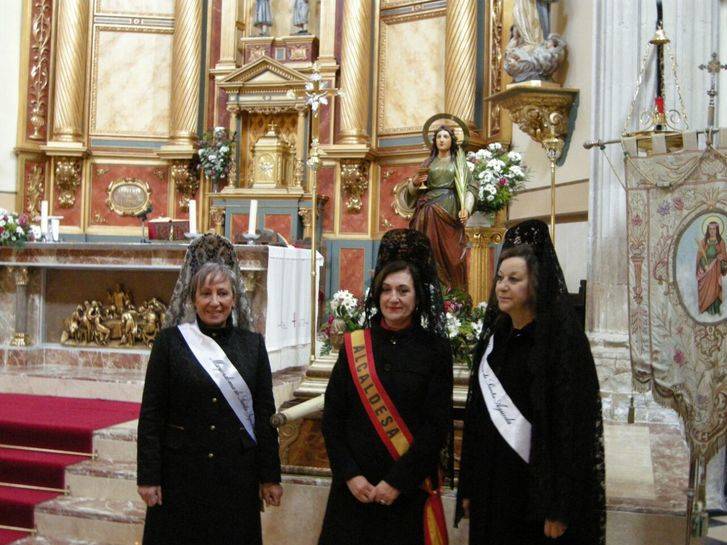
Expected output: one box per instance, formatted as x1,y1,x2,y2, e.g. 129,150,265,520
347,475,399,506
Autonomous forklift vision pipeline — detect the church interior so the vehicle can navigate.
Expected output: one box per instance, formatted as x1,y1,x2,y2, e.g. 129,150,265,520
0,0,726,544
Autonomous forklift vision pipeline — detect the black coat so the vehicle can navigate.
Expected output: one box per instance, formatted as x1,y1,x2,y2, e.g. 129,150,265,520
458,317,605,545
318,323,453,545
137,321,281,545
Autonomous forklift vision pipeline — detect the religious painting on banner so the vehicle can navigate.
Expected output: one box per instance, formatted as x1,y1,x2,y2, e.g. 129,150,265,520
624,133,727,458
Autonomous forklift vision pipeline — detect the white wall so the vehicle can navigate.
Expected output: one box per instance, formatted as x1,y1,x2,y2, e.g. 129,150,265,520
0,1,22,201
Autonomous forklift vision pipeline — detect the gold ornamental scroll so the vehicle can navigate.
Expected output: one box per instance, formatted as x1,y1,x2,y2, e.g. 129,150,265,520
444,0,477,127
51,0,89,143
338,0,373,144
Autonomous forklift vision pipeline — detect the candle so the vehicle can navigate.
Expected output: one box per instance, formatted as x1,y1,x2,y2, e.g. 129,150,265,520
40,200,48,239
248,199,258,235
188,200,197,234
49,217,61,242
655,96,665,114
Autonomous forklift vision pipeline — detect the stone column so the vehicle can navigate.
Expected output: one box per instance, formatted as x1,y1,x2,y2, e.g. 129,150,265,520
216,0,242,71
444,0,477,126
10,268,30,347
51,0,88,144
338,0,372,145
169,0,203,147
317,0,338,67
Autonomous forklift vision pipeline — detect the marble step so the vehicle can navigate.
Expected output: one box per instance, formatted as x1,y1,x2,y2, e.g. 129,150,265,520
0,366,144,403
92,421,137,463
65,461,138,504
12,536,114,545
34,497,144,545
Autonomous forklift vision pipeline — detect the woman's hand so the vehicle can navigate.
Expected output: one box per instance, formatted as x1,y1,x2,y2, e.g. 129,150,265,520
544,519,567,539
261,482,283,507
138,485,162,507
461,498,470,518
371,480,400,506
458,209,469,224
412,173,426,188
346,475,375,503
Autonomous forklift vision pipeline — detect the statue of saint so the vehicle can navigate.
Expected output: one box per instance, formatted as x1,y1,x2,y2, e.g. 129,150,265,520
505,0,566,83
292,0,309,34
404,125,477,290
254,0,273,37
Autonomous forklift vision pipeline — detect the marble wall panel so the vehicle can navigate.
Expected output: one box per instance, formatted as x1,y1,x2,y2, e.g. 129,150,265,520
319,102,332,145
338,248,365,298
317,167,335,233
216,87,230,131
379,15,445,134
378,164,417,234
96,0,174,17
231,213,250,242
91,30,172,138
339,184,369,234
89,164,170,227
264,214,293,241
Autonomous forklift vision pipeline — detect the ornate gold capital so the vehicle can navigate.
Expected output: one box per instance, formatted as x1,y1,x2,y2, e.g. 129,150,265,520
340,160,369,213
12,267,30,288
171,161,199,210
465,225,507,304
488,84,578,147
54,157,81,208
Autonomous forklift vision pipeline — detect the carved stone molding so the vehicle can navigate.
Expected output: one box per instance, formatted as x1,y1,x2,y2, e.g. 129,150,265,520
54,157,82,208
28,0,51,140
340,160,369,213
170,161,199,210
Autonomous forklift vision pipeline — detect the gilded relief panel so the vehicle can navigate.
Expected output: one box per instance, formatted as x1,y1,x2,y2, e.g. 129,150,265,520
96,0,174,17
378,13,445,135
90,29,172,138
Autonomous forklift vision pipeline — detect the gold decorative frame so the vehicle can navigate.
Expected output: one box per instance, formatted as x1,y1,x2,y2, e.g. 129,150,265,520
106,177,152,216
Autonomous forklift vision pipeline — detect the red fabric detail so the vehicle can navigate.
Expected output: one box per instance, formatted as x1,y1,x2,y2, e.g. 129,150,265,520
0,448,85,489
0,485,57,529
0,394,140,452
0,528,30,545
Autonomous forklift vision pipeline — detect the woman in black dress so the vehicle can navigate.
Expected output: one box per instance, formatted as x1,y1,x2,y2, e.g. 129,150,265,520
137,261,283,545
457,220,605,545
319,229,453,545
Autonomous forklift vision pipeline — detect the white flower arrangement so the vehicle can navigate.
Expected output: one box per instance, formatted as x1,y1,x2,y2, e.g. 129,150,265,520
466,143,528,214
0,209,33,247
197,127,234,186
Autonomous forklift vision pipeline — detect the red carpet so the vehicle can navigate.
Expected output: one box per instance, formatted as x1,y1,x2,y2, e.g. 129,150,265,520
0,529,27,545
0,394,140,453
0,394,140,536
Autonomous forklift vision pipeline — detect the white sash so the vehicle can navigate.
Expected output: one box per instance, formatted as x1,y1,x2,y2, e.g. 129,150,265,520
478,335,531,463
178,322,256,443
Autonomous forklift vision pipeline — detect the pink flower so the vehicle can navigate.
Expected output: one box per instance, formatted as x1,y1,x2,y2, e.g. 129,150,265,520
631,214,643,226
444,301,455,313
673,349,685,366
672,197,684,211
499,178,508,186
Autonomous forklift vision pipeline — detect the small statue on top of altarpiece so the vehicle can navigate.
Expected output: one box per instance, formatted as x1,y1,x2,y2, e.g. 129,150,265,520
254,0,273,37
292,0,309,34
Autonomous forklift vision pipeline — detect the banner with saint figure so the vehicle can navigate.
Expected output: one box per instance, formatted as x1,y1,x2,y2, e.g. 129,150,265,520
624,132,727,458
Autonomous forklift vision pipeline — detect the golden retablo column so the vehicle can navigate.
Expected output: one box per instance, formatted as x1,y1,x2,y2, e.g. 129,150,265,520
338,0,372,145
445,0,477,126
52,0,89,142
169,0,203,146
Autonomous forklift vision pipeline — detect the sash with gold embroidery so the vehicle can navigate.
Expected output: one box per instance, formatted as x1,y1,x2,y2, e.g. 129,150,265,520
345,329,448,545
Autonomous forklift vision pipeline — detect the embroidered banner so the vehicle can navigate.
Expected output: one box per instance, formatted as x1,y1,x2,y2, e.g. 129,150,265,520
624,135,727,457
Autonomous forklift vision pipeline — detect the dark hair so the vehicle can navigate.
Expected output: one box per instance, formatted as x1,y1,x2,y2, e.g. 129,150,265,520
424,125,460,167
369,260,428,325
704,221,723,244
496,244,539,310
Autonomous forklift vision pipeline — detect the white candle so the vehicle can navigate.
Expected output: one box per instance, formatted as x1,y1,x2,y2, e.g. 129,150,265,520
247,199,258,235
40,200,48,238
49,217,61,242
188,200,197,234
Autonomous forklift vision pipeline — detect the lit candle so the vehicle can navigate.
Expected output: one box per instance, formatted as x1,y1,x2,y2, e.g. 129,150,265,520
40,200,48,239
248,199,258,235
188,200,197,234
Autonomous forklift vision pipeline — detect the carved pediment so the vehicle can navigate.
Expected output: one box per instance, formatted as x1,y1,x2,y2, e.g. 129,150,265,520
219,57,309,94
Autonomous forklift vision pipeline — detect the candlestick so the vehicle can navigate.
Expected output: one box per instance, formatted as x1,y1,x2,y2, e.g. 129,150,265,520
40,200,48,239
188,200,197,234
247,199,258,235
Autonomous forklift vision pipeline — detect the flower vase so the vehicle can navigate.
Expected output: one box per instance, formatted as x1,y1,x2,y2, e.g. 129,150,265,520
211,176,220,194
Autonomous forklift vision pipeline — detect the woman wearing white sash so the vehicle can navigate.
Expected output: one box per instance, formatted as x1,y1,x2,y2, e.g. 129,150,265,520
456,221,605,545
137,262,282,545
